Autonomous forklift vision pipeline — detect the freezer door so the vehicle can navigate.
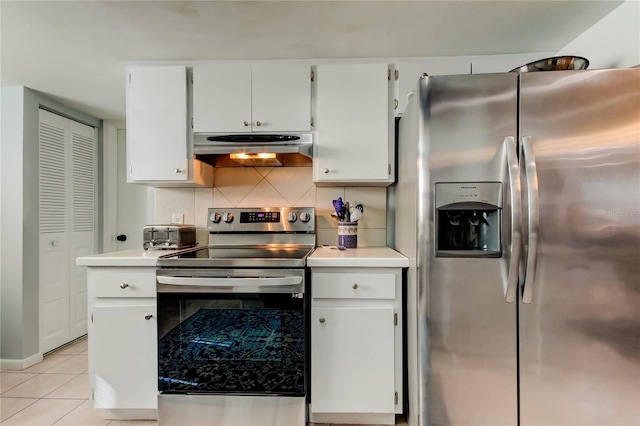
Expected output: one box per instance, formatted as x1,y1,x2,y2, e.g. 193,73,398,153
519,69,640,425
419,73,519,425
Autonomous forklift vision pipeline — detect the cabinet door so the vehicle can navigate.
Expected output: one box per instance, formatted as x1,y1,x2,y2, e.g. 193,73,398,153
311,306,395,414
252,64,311,132
193,64,252,133
315,63,392,184
92,304,157,409
126,66,188,181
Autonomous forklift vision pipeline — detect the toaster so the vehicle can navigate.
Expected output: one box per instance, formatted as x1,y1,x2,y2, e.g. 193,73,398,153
143,224,196,250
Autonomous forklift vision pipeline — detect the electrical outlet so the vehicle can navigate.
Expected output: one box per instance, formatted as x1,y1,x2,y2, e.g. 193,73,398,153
171,213,184,225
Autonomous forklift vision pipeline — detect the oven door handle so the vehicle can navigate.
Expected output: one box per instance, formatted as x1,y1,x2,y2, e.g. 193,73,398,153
156,275,303,288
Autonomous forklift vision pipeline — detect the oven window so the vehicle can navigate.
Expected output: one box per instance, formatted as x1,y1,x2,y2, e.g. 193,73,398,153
157,293,305,396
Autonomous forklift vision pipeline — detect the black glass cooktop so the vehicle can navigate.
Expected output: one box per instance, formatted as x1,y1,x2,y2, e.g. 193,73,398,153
157,246,314,268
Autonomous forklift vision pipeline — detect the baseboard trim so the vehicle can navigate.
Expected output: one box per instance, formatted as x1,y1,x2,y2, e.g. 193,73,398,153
104,409,157,420
1,352,43,370
309,411,396,425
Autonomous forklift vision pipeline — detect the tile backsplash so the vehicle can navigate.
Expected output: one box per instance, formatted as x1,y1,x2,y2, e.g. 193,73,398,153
154,167,388,247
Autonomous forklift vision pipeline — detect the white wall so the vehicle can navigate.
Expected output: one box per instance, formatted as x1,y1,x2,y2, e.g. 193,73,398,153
1,87,29,362
556,0,639,69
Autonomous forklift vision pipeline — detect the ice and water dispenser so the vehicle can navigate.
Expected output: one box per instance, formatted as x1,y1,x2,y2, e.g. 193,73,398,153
435,182,502,257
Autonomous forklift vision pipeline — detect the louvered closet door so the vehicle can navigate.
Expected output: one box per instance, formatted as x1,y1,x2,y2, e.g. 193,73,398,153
39,109,96,353
39,110,71,352
69,120,96,340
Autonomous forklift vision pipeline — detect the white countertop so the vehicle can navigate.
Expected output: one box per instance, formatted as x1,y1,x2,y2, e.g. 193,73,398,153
78,246,409,268
76,248,180,267
308,246,409,268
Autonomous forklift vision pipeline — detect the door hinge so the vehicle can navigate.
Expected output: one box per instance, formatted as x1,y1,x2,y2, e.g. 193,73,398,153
128,73,131,84
92,389,94,400
311,116,314,127
191,117,194,129
395,69,399,81
394,312,398,326
191,72,194,84
91,312,93,323
311,70,315,82
388,69,391,81
395,391,398,405
388,164,392,175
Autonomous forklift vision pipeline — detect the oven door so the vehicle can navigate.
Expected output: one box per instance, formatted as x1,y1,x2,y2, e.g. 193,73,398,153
156,268,306,397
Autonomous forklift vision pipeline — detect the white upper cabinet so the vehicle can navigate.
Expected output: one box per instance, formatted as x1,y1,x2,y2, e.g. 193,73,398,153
314,63,395,186
126,66,213,187
193,63,312,133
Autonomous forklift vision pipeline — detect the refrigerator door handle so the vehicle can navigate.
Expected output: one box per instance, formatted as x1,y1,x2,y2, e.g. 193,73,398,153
520,136,540,304
504,136,521,303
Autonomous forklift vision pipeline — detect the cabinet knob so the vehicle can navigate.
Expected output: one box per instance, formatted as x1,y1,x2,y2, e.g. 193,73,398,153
319,317,326,324
323,168,329,174
144,314,153,320
352,283,359,290
120,283,129,289
50,240,59,247
116,234,127,242
174,168,184,174
256,120,262,127
243,121,249,127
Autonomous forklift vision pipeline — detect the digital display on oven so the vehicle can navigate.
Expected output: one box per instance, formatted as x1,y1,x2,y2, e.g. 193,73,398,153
240,211,281,223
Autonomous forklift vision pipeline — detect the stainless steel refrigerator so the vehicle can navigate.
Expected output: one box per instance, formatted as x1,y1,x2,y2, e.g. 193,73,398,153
394,69,640,425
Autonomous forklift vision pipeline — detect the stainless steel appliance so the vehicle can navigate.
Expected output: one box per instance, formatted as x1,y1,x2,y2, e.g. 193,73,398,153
143,224,196,250
395,69,640,425
155,207,315,426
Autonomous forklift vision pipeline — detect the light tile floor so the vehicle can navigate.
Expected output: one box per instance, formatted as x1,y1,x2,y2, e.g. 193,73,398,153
1,337,399,426
0,337,154,426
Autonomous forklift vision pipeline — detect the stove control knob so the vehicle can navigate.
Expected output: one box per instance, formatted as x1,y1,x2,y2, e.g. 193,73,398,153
209,212,221,223
287,212,298,223
222,212,234,223
299,211,311,223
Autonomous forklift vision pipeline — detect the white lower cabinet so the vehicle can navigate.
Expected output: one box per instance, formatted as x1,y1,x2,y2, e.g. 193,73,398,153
310,268,402,425
87,267,157,419
93,305,156,409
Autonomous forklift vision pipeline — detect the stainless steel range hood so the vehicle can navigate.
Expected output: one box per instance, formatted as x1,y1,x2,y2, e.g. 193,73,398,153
194,133,313,167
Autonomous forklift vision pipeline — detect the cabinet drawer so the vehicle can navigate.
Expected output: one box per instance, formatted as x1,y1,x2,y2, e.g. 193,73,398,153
90,268,156,298
312,272,395,300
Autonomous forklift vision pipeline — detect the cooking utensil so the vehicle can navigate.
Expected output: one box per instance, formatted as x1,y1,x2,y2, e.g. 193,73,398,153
332,197,344,220
350,209,363,222
510,56,589,73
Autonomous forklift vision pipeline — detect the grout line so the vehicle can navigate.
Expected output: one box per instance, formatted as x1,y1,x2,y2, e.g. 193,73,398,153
0,396,39,423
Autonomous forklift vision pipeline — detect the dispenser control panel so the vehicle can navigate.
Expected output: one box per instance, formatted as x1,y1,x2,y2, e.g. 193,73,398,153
435,182,502,258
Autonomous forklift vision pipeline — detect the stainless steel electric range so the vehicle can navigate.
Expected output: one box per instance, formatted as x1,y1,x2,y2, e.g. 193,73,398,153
156,207,315,426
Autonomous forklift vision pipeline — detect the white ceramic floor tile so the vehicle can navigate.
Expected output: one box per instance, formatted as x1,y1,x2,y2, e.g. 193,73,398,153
0,372,38,393
1,398,83,425
45,355,88,374
0,397,38,422
53,399,109,425
2,373,77,398
22,354,74,374
44,374,90,399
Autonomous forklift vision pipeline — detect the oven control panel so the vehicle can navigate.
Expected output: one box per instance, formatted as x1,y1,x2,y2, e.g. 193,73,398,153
207,207,315,233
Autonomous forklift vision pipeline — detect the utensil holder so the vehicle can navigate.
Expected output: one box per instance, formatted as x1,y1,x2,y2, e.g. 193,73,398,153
337,221,358,248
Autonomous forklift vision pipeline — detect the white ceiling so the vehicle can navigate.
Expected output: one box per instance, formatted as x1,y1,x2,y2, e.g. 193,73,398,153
0,0,623,121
